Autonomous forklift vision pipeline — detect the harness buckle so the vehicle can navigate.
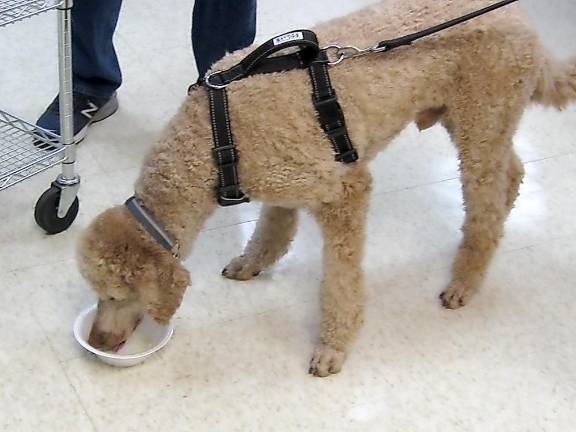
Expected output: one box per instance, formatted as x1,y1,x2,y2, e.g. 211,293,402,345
217,184,250,207
335,149,359,163
213,145,238,165
314,96,343,124
213,144,236,153
323,124,346,137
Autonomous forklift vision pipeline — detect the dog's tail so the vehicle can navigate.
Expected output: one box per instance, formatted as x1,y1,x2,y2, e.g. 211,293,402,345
532,56,576,109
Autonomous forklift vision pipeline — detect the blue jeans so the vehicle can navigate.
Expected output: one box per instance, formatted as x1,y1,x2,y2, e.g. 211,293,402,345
72,0,257,98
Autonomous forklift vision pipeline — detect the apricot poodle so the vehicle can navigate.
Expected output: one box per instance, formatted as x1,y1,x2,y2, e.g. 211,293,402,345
78,0,576,376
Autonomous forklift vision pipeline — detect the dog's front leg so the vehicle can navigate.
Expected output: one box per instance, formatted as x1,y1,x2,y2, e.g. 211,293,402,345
309,168,372,377
223,206,298,280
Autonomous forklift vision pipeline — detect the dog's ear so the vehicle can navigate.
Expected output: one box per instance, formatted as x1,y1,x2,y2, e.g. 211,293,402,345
134,258,190,324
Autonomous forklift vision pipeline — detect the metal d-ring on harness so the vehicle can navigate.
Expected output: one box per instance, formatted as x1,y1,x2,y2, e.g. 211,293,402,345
199,0,519,207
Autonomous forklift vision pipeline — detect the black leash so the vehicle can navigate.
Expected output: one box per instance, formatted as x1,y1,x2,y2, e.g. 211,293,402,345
197,0,520,207
377,0,520,52
324,0,520,64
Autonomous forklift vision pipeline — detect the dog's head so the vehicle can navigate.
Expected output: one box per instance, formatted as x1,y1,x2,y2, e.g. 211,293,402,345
78,206,189,350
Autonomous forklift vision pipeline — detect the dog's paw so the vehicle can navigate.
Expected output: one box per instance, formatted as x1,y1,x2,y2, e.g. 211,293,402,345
440,281,473,309
222,255,262,281
308,345,346,377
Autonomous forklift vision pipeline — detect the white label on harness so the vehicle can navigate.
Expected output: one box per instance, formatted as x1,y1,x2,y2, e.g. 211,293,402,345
273,31,304,46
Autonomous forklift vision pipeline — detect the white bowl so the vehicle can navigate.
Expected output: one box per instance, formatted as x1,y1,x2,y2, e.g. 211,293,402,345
73,304,174,367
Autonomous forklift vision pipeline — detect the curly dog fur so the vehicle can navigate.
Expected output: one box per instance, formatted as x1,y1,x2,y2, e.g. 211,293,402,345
78,0,576,376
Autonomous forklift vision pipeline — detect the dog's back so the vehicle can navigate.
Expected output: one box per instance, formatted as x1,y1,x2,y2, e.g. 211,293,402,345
198,0,571,205
151,0,575,208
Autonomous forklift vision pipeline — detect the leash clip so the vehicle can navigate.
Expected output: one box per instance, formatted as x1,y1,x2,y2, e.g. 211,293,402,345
370,43,389,53
322,44,375,66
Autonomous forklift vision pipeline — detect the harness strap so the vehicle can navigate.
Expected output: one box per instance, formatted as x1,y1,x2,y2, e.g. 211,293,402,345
208,88,250,206
309,52,358,164
206,30,321,87
125,196,179,257
248,54,306,76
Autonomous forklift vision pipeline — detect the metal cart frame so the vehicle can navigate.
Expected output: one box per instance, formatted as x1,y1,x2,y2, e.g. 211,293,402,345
0,0,80,234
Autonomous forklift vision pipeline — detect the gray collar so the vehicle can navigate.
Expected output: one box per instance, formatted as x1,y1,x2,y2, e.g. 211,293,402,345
125,196,180,258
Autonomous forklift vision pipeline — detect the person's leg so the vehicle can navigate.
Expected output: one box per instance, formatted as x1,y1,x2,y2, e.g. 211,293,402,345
36,0,123,144
192,0,257,78
72,0,124,98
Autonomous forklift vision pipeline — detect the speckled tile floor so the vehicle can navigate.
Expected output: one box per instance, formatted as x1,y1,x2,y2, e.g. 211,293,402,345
1,1,575,431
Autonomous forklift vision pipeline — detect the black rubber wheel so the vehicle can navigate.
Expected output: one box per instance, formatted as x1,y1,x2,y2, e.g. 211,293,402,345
34,186,79,234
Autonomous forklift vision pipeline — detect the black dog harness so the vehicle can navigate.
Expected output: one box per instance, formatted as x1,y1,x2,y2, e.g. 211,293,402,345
197,0,519,207
126,0,519,255
201,30,358,206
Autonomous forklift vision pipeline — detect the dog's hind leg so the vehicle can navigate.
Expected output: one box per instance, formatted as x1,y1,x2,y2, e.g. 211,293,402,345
308,167,372,377
440,101,525,309
222,206,298,280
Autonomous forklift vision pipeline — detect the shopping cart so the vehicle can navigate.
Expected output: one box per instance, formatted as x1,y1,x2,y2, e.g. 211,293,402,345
0,0,79,234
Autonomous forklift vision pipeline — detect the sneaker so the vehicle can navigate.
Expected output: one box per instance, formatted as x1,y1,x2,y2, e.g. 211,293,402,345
34,92,119,150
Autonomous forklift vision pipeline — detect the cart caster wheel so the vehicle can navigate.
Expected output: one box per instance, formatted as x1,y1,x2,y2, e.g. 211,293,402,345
34,186,79,234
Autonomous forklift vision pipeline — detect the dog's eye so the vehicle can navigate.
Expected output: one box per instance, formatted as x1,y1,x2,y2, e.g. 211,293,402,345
108,296,117,301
